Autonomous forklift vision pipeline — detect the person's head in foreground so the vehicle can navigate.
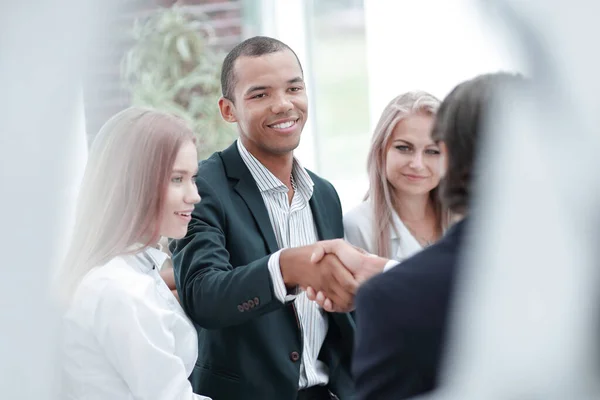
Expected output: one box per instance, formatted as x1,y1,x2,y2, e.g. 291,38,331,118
432,71,525,216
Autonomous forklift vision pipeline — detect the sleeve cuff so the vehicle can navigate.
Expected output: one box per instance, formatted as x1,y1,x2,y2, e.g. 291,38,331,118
383,259,400,272
268,250,299,303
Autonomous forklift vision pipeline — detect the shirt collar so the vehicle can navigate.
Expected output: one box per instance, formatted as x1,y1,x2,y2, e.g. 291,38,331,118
390,210,452,240
144,246,169,270
390,210,403,239
236,140,314,200
125,243,170,270
365,198,403,240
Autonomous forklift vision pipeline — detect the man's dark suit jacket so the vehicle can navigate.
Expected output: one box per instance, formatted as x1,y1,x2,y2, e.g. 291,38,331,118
352,219,468,400
170,141,356,400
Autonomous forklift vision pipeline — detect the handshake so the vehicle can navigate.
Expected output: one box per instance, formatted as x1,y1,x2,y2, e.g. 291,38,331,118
279,239,389,312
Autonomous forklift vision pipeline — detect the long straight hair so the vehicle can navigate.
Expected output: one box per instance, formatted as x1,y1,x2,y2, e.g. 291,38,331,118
365,91,448,258
59,107,195,301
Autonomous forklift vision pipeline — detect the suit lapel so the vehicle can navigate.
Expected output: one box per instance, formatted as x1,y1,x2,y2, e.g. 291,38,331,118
220,142,279,254
309,178,354,338
309,187,333,241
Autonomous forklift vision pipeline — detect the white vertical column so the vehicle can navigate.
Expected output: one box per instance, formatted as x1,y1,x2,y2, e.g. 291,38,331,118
0,1,95,399
256,0,318,171
56,87,89,270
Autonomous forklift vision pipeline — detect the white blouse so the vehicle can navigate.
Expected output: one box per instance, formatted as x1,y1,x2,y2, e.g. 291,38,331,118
344,201,423,267
61,247,210,400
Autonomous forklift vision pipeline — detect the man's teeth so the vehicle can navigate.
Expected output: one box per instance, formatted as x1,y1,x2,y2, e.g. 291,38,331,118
271,120,295,129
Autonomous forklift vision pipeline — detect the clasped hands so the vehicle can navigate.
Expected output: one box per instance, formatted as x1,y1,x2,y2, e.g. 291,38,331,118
279,239,388,312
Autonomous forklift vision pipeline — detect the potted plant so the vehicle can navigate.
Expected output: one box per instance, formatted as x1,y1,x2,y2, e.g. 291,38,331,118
121,4,237,160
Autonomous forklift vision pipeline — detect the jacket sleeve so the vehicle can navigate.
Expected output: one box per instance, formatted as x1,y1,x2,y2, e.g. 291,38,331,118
171,176,286,329
352,270,432,400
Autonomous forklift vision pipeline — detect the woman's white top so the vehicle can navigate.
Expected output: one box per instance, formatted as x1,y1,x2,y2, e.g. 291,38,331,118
344,201,423,268
61,246,210,400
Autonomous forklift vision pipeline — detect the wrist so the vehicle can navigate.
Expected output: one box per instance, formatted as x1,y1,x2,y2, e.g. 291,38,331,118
279,248,300,288
364,254,388,273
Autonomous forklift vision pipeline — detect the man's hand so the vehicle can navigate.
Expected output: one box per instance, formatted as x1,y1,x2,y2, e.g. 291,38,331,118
307,239,388,312
311,239,388,283
280,245,359,311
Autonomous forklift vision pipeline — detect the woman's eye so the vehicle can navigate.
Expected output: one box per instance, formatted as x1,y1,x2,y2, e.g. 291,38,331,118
426,149,441,155
395,145,411,152
171,176,183,183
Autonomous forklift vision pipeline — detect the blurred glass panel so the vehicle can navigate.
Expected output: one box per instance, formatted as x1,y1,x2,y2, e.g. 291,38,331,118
306,0,370,210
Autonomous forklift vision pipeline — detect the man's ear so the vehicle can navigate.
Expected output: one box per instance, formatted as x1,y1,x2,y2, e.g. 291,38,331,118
218,97,237,123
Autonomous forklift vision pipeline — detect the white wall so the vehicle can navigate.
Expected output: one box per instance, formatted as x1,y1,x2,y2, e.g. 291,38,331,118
364,0,523,126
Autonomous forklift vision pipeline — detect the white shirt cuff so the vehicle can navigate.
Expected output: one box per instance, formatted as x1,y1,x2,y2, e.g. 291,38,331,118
268,250,299,303
383,259,400,272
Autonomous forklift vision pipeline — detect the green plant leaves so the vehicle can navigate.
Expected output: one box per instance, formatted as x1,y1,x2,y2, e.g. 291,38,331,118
121,5,237,160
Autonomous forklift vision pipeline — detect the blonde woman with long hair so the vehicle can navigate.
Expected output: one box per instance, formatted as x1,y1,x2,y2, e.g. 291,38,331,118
59,108,210,399
344,91,449,263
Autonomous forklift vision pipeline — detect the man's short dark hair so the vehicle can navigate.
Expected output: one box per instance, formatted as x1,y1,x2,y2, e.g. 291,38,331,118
220,36,303,102
432,72,524,214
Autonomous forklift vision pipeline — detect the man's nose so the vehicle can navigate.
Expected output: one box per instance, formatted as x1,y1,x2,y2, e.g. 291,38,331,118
271,93,293,114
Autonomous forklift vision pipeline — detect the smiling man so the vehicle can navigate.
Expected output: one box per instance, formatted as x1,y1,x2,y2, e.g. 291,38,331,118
170,36,358,400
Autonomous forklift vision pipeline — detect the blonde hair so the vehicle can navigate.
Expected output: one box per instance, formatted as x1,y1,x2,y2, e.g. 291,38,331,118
365,91,448,258
59,107,195,300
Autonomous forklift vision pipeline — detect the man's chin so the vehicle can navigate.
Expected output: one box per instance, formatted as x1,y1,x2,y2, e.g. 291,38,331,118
271,138,302,155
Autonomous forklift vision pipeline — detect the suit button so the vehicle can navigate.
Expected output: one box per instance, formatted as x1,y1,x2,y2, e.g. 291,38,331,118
237,305,244,312
248,299,255,308
289,351,300,362
243,302,250,310
254,297,260,305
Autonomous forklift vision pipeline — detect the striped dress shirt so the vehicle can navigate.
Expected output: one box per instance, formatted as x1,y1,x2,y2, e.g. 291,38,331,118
237,140,329,389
